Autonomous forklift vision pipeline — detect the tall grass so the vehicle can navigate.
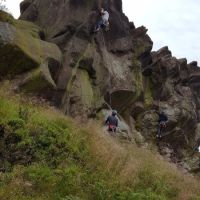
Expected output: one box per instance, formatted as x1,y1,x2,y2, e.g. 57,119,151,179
0,81,199,200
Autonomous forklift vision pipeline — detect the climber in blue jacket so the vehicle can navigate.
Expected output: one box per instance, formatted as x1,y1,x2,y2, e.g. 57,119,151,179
157,111,168,138
105,110,118,133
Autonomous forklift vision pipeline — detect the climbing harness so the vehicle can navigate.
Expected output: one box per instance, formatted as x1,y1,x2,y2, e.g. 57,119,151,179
108,124,117,133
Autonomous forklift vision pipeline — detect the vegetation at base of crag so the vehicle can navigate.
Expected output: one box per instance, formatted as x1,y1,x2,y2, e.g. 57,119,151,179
0,82,199,200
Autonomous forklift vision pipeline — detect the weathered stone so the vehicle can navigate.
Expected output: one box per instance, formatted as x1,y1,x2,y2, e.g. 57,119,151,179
152,46,172,60
0,11,63,102
20,0,33,14
108,36,133,53
131,26,148,38
0,12,62,84
184,155,200,172
131,102,145,119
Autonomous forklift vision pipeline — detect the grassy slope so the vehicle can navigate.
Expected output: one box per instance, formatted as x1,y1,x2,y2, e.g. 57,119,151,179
0,82,200,200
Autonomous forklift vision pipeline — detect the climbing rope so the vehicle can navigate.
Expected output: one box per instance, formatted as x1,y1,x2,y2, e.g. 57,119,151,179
61,11,95,114
100,29,112,109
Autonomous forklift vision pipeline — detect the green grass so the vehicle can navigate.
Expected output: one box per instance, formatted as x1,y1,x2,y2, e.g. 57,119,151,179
0,82,200,200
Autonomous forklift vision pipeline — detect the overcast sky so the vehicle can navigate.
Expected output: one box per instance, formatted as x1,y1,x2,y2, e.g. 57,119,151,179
5,0,200,64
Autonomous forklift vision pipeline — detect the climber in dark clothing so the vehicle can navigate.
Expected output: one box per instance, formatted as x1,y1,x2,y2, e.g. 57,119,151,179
157,111,168,138
105,110,118,133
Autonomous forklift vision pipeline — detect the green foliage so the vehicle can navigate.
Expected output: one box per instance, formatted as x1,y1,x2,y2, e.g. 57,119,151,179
0,90,199,200
132,57,143,99
53,166,85,199
19,106,29,121
24,164,54,190
133,167,178,200
192,197,200,200
144,78,153,108
8,118,25,130
92,181,110,200
61,196,82,200
0,10,12,23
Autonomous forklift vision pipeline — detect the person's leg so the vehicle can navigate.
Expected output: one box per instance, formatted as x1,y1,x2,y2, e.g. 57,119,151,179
104,21,110,31
159,124,163,137
157,123,161,137
102,19,109,27
94,19,103,32
108,124,112,132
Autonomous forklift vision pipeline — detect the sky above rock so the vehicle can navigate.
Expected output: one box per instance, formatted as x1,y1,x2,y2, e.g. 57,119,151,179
5,0,200,64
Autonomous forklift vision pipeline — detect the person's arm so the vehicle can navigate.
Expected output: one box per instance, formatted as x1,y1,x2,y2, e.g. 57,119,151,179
105,116,109,125
116,118,118,127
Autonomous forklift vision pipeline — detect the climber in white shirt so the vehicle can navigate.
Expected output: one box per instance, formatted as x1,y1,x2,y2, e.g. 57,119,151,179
94,8,109,32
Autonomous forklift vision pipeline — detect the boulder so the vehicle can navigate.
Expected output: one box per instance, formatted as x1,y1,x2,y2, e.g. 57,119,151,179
0,11,62,93
20,0,33,14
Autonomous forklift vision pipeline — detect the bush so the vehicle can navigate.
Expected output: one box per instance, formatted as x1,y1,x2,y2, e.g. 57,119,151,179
54,166,84,197
24,164,55,191
8,118,25,130
133,168,178,199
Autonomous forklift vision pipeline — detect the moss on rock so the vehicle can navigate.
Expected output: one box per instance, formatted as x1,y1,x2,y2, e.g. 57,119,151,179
0,10,14,24
0,44,38,78
132,57,143,99
21,70,54,94
0,11,61,79
76,69,94,107
144,78,153,108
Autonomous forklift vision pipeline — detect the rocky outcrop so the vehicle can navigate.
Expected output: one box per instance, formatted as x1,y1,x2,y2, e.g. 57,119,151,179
0,1,200,173
135,46,200,171
0,11,62,97
19,0,153,118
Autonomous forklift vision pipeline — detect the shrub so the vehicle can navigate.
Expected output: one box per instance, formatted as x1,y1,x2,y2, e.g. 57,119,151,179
8,118,25,130
24,164,55,191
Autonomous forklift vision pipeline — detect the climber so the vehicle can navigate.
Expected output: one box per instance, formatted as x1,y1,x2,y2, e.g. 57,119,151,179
93,8,109,32
105,110,118,133
157,110,168,138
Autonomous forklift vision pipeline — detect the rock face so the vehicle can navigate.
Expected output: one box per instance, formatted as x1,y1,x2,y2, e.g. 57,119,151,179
0,11,62,98
19,0,153,118
1,0,200,173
